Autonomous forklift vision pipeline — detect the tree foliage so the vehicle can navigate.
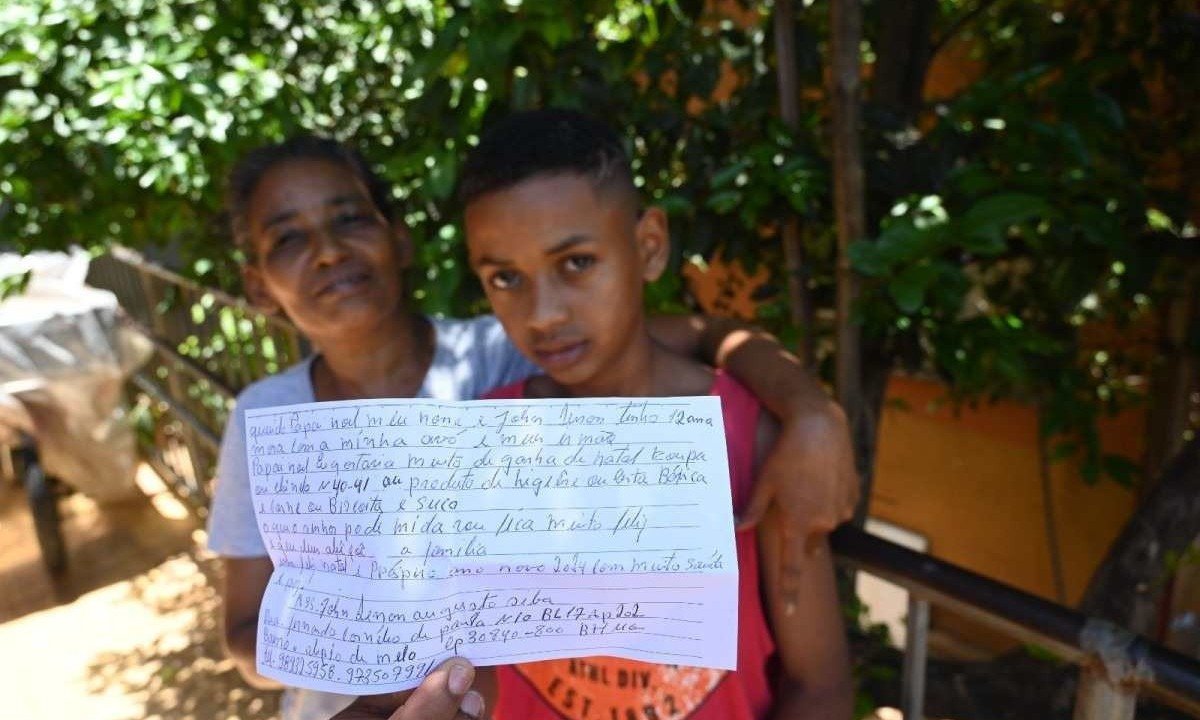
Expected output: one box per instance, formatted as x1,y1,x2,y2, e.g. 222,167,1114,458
2,0,810,314
849,0,1198,484
2,0,1196,486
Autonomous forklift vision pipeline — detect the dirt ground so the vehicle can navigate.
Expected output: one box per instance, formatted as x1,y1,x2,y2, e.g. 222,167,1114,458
0,465,280,720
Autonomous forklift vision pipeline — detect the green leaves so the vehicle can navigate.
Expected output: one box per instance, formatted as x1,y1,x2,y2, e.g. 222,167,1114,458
887,260,941,314
852,192,1057,314
958,193,1055,254
0,0,1191,498
850,221,936,278
704,132,827,239
0,0,804,307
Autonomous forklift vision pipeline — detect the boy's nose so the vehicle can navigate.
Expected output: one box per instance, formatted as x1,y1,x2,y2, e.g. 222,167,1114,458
528,280,569,332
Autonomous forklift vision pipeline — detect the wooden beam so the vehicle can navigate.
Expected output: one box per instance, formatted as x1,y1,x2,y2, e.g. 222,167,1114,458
828,0,865,425
772,0,817,367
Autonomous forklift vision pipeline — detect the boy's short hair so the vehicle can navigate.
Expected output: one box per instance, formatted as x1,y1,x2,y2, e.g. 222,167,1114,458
225,134,395,251
458,109,636,208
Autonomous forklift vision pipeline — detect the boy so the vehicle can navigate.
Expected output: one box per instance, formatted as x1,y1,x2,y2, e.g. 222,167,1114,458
461,109,853,720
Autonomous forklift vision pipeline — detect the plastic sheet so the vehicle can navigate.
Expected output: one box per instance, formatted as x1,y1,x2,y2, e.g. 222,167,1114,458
0,250,151,501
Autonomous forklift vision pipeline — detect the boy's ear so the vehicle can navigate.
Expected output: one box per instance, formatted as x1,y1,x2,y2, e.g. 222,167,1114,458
634,206,670,282
241,265,281,315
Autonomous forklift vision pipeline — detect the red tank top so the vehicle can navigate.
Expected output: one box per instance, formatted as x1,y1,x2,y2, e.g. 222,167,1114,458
484,372,776,720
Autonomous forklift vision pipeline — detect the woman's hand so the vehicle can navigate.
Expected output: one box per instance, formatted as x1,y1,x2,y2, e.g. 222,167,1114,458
738,399,858,608
645,314,860,581
331,659,488,720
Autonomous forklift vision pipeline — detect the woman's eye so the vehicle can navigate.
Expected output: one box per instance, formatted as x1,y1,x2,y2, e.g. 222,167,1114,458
562,254,595,273
334,212,371,228
273,230,305,249
488,270,521,290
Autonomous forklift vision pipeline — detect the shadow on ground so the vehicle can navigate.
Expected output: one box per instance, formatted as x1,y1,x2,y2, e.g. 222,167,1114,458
82,552,281,720
0,479,196,623
0,470,279,719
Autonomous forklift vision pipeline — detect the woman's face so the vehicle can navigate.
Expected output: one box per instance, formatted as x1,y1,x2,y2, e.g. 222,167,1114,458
241,158,409,342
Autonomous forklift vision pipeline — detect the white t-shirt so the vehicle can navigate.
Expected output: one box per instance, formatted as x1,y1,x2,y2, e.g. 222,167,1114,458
206,315,536,720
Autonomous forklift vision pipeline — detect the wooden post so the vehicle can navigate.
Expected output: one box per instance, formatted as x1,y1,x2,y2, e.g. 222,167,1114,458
773,0,817,368
901,597,930,720
828,0,866,435
1145,289,1199,488
1073,668,1138,720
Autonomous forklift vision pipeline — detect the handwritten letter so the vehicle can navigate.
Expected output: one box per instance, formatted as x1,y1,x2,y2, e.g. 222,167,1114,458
244,397,738,694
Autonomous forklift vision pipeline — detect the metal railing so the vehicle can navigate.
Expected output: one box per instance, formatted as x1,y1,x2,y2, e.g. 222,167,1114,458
833,527,1200,719
88,249,1200,718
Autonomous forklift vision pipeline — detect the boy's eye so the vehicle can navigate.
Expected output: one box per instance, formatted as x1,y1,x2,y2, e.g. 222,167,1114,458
562,254,595,274
487,269,521,291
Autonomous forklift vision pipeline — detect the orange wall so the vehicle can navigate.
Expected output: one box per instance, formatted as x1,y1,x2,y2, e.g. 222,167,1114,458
870,375,1141,651
682,252,1149,653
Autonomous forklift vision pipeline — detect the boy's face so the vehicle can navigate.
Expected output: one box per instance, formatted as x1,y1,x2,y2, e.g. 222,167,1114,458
241,158,410,341
466,173,668,393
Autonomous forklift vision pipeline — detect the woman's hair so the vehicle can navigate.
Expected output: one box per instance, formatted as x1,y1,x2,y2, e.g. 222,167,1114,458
225,134,396,251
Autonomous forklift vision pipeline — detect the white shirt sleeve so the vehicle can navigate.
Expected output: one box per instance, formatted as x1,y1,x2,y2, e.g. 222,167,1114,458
467,315,538,396
206,404,269,556
205,361,313,557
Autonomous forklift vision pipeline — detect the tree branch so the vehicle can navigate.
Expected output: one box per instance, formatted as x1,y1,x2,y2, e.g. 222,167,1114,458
1079,436,1200,629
